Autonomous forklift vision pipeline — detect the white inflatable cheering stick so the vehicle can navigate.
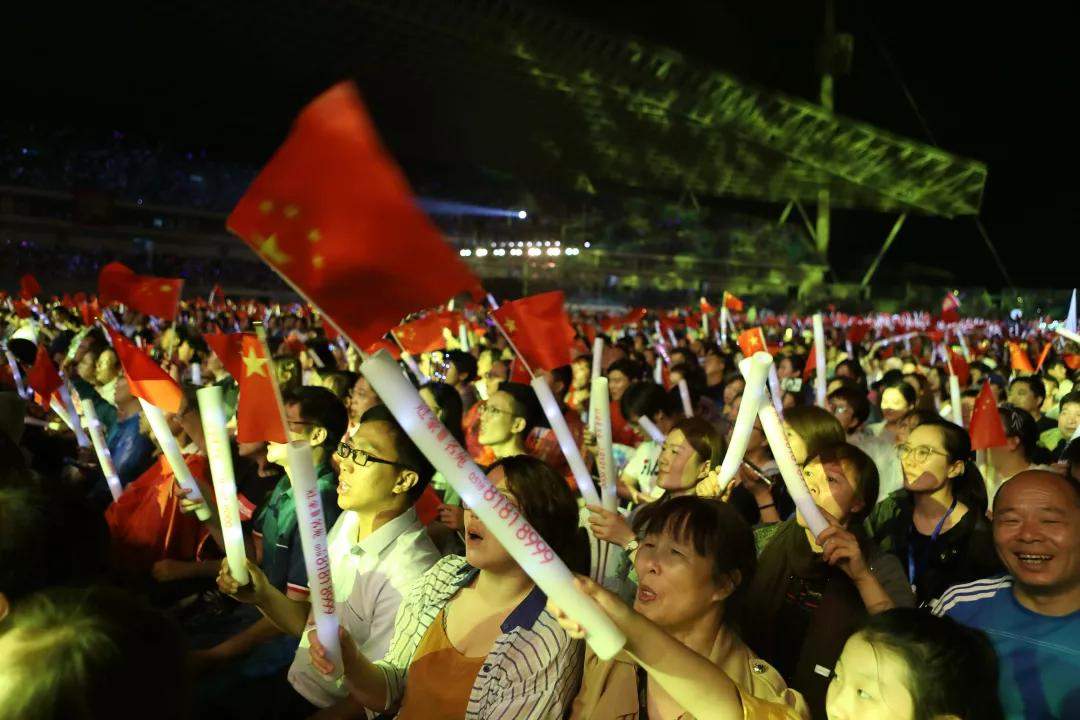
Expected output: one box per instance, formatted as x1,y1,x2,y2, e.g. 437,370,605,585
715,353,771,490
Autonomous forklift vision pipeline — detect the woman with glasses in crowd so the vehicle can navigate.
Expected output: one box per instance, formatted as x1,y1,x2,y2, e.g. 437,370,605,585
866,418,1001,606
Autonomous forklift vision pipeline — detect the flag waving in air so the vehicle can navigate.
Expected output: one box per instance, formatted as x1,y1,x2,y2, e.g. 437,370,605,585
226,81,481,349
737,327,767,358
26,343,63,404
969,381,1007,450
722,291,744,312
491,291,575,374
105,327,183,413
98,262,184,320
392,311,464,354
236,334,288,444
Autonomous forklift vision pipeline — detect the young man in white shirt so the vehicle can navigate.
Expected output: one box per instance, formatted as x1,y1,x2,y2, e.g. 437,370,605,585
218,406,441,718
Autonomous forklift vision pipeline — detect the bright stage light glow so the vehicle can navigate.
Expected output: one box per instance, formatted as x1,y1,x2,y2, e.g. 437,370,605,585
475,248,489,257
528,248,542,257
459,249,472,257
584,242,591,248
517,210,528,220
510,248,523,256
547,247,561,256
493,249,506,256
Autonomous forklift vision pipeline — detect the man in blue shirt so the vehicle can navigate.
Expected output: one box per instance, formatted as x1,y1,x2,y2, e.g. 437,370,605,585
934,469,1080,719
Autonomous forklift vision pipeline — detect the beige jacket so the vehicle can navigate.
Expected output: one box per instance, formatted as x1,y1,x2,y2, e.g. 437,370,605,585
570,625,810,720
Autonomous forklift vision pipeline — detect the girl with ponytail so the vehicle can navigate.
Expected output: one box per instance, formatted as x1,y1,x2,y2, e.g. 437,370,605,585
866,418,1002,606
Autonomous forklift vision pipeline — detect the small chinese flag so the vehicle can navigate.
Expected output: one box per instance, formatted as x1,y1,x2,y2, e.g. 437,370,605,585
226,81,481,349
26,343,63,404
492,291,576,374
106,327,183,413
98,262,184,320
204,332,247,381
803,344,817,381
941,293,961,323
392,311,463,354
969,381,1007,450
700,297,717,314
847,322,871,345
365,339,401,360
1007,342,1035,374
19,274,41,301
947,348,971,387
600,307,646,332
236,334,288,444
12,300,32,319
722,291,744,312
738,327,768,357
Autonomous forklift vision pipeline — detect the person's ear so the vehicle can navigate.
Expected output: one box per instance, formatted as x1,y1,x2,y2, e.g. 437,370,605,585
308,426,327,448
947,458,965,479
510,417,527,435
1006,436,1021,454
393,469,419,497
710,570,741,603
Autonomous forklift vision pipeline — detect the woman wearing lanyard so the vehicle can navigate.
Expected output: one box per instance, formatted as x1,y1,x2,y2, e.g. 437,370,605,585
866,418,1002,606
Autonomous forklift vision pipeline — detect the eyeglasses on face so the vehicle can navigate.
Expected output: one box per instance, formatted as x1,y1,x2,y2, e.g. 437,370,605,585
337,442,401,468
480,402,513,418
896,443,949,464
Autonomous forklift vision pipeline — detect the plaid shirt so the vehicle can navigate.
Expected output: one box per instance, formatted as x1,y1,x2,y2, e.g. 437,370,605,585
374,555,583,719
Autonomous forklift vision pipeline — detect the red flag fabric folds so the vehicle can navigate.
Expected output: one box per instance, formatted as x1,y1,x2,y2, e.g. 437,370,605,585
392,312,462,354
19,274,41,301
226,81,481,349
941,294,961,323
700,297,717,314
106,327,183,413
492,291,575,374
722,291,744,312
204,332,247,381
969,381,1007,450
236,334,288,444
98,262,183,320
803,344,817,381
947,348,971,388
737,328,768,358
1007,342,1035,374
27,343,63,403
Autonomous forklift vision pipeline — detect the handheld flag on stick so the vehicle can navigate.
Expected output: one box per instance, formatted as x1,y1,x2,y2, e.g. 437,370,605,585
98,262,183,320
969,382,1008,450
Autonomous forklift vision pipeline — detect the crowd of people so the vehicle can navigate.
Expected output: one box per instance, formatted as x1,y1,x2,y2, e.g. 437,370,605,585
1,290,1079,720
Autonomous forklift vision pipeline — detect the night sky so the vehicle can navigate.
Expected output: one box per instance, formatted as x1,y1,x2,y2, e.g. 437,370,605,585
4,1,1076,290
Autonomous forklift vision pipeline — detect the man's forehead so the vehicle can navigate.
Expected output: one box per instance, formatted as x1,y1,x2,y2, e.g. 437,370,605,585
351,421,395,452
997,472,1080,510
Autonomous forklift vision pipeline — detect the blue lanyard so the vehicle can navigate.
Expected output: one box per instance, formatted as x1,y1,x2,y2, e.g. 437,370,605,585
907,496,959,588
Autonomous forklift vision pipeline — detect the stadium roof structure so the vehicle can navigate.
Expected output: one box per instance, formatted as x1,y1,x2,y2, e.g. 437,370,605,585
285,0,988,218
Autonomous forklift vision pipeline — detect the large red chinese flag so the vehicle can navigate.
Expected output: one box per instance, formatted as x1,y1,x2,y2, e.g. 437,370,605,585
26,343,63,403
1007,342,1035,374
722,291,744,312
19,274,41,301
969,381,1007,450
98,262,183,320
492,291,575,374
106,327,183,413
226,82,481,348
392,311,462,354
737,327,767,358
236,334,288,444
204,332,247,381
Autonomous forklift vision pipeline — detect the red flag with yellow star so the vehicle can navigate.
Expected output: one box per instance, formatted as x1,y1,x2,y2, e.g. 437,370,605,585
969,381,1007,450
204,332,247,381
98,262,183,320
1007,341,1035,374
236,334,288,444
226,82,481,348
492,291,575,374
391,311,463,354
106,327,183,413
737,327,768,358
722,291,744,312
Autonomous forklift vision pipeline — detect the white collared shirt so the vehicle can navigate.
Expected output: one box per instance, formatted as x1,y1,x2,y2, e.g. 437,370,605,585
287,506,441,708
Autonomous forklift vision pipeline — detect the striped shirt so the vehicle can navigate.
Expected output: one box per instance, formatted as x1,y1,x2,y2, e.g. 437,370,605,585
374,555,584,719
933,575,1080,719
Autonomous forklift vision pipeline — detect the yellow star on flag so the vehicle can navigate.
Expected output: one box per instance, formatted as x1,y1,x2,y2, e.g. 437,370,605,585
505,319,517,333
242,347,269,377
307,228,321,243
160,284,173,292
259,200,274,214
312,255,325,269
257,234,291,265
283,204,300,219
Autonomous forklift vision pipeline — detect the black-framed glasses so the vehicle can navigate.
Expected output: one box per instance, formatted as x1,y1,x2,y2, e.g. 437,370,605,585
337,442,401,468
896,443,949,464
480,402,512,418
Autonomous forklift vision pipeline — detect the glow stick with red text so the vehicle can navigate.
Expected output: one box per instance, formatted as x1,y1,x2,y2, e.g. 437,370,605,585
360,350,626,659
196,385,249,584
590,377,617,512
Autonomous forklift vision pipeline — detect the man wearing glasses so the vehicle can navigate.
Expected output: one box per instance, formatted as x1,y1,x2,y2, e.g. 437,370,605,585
477,383,537,463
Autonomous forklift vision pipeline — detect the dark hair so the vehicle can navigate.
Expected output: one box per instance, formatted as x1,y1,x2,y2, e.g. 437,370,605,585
282,386,348,449
670,417,726,469
1009,375,1045,401
782,406,846,460
420,382,466,447
669,361,707,394
446,350,478,384
828,385,871,427
607,358,645,383
549,365,572,394
914,419,989,516
858,608,1004,720
620,381,678,422
320,370,358,401
490,455,588,574
496,381,546,436
815,442,880,522
882,379,918,409
355,405,435,502
1060,390,1080,411
0,585,188,720
633,496,756,622
997,404,1039,460
835,358,867,387
0,487,48,602
669,348,695,367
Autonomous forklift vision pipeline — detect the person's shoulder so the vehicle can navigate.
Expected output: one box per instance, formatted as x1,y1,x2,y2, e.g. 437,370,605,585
384,525,442,580
932,575,1013,617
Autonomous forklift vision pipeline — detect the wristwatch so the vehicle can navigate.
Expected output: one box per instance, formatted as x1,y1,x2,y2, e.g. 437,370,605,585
623,538,640,554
